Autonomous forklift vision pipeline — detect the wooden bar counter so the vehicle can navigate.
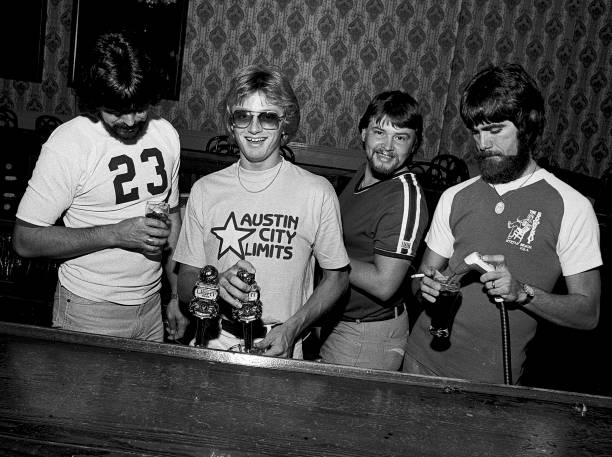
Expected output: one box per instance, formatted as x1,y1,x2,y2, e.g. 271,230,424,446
1,322,611,456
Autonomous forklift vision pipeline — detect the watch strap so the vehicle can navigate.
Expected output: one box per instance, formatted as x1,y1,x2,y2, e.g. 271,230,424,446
519,282,535,305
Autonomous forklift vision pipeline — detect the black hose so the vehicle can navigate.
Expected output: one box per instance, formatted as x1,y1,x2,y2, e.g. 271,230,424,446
499,301,512,384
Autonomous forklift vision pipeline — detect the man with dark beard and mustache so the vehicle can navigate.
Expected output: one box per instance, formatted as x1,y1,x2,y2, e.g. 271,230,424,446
403,64,601,384
319,91,429,370
13,32,188,342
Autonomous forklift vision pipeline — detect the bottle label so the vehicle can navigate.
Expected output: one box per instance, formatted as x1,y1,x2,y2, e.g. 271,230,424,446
194,286,218,301
247,290,259,302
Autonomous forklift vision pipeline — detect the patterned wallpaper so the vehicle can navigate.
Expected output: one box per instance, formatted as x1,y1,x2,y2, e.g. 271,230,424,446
1,0,611,177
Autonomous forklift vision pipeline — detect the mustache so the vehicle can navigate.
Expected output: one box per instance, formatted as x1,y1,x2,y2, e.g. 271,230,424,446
373,146,395,155
476,150,503,159
116,123,141,130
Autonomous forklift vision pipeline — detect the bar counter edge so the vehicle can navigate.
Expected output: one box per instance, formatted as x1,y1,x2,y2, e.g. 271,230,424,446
2,321,610,409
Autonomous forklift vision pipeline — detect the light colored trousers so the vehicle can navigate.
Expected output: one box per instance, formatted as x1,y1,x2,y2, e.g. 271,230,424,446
319,312,409,371
53,283,163,342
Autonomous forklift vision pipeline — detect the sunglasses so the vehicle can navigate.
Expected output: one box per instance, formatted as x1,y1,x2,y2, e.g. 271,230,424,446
231,110,285,130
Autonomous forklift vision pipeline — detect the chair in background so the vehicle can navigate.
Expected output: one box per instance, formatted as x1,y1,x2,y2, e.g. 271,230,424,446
205,135,240,156
428,154,470,186
35,114,63,143
0,107,18,128
406,160,430,177
205,134,296,163
411,155,469,211
280,144,295,163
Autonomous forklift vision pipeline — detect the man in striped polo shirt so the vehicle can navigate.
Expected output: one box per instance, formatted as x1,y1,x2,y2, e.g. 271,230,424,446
405,64,601,384
319,91,429,370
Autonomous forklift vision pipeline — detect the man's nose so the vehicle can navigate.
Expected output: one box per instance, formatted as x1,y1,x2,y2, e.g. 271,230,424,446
477,132,491,150
121,114,136,126
382,134,394,150
247,115,262,134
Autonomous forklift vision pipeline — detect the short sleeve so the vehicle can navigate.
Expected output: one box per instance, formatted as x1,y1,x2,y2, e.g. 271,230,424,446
16,144,78,226
557,192,602,276
424,186,457,259
312,182,349,270
173,181,207,268
374,174,428,259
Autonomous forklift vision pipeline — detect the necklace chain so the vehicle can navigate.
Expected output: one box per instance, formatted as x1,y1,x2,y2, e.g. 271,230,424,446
237,159,283,193
491,165,538,215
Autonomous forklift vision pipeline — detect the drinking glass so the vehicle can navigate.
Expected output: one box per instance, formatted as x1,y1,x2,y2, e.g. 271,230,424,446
429,277,461,340
145,201,169,223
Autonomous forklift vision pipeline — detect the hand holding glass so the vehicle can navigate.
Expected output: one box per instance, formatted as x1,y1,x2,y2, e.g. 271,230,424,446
429,276,461,339
145,201,170,224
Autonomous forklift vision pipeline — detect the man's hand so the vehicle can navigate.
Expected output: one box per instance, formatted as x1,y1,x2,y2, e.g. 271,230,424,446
112,216,170,255
164,296,189,341
416,266,444,303
479,254,523,303
254,323,296,358
218,260,256,308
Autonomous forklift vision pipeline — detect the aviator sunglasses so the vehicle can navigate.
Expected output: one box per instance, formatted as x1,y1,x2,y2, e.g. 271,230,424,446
231,110,285,130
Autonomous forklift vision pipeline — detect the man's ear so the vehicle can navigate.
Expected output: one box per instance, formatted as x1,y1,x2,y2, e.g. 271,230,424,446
361,129,366,142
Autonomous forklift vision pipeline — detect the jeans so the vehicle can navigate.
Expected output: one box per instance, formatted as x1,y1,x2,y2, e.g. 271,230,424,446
53,283,163,342
319,311,409,371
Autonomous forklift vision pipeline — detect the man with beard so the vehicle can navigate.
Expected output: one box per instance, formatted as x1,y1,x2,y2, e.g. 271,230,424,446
318,91,428,370
13,32,188,341
403,64,601,384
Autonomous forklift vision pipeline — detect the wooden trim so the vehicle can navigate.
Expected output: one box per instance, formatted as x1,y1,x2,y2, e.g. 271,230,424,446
2,321,611,407
11,111,363,172
179,129,364,172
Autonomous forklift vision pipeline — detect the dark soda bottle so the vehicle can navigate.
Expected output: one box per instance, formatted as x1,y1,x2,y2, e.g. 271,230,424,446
232,269,262,322
189,265,219,320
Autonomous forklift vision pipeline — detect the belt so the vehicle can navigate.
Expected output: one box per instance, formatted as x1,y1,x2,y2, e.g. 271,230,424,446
342,303,406,324
221,318,268,339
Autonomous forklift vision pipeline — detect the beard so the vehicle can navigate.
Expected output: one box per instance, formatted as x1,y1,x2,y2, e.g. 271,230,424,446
100,116,149,144
367,146,406,179
476,140,531,184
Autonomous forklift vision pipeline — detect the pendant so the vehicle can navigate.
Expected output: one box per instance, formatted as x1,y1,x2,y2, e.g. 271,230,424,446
495,201,505,215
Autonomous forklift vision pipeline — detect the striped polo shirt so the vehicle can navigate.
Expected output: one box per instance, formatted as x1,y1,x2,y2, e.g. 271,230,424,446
338,165,428,321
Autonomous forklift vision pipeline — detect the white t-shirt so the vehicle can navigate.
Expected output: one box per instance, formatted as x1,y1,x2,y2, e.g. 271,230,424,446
17,115,181,304
174,159,349,324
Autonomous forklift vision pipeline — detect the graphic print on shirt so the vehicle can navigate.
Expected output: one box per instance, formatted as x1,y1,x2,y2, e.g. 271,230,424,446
506,209,541,252
211,211,299,261
108,148,168,204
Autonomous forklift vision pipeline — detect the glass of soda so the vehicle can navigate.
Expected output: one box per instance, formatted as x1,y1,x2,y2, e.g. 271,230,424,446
429,277,461,340
145,201,170,224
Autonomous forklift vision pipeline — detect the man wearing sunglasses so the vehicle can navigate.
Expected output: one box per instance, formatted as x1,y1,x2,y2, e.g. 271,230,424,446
175,64,349,358
318,91,429,370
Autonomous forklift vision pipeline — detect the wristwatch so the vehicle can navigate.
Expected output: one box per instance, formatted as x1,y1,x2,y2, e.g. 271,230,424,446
519,282,535,305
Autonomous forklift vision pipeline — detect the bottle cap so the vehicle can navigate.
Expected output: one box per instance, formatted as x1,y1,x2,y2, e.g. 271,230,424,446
237,268,255,285
200,265,219,283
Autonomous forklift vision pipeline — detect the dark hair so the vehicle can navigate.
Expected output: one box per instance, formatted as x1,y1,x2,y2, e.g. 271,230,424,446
75,32,161,115
358,90,423,151
460,63,545,151
225,65,300,145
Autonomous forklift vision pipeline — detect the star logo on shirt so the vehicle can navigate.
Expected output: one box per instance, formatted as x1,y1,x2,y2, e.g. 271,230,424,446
211,212,255,260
